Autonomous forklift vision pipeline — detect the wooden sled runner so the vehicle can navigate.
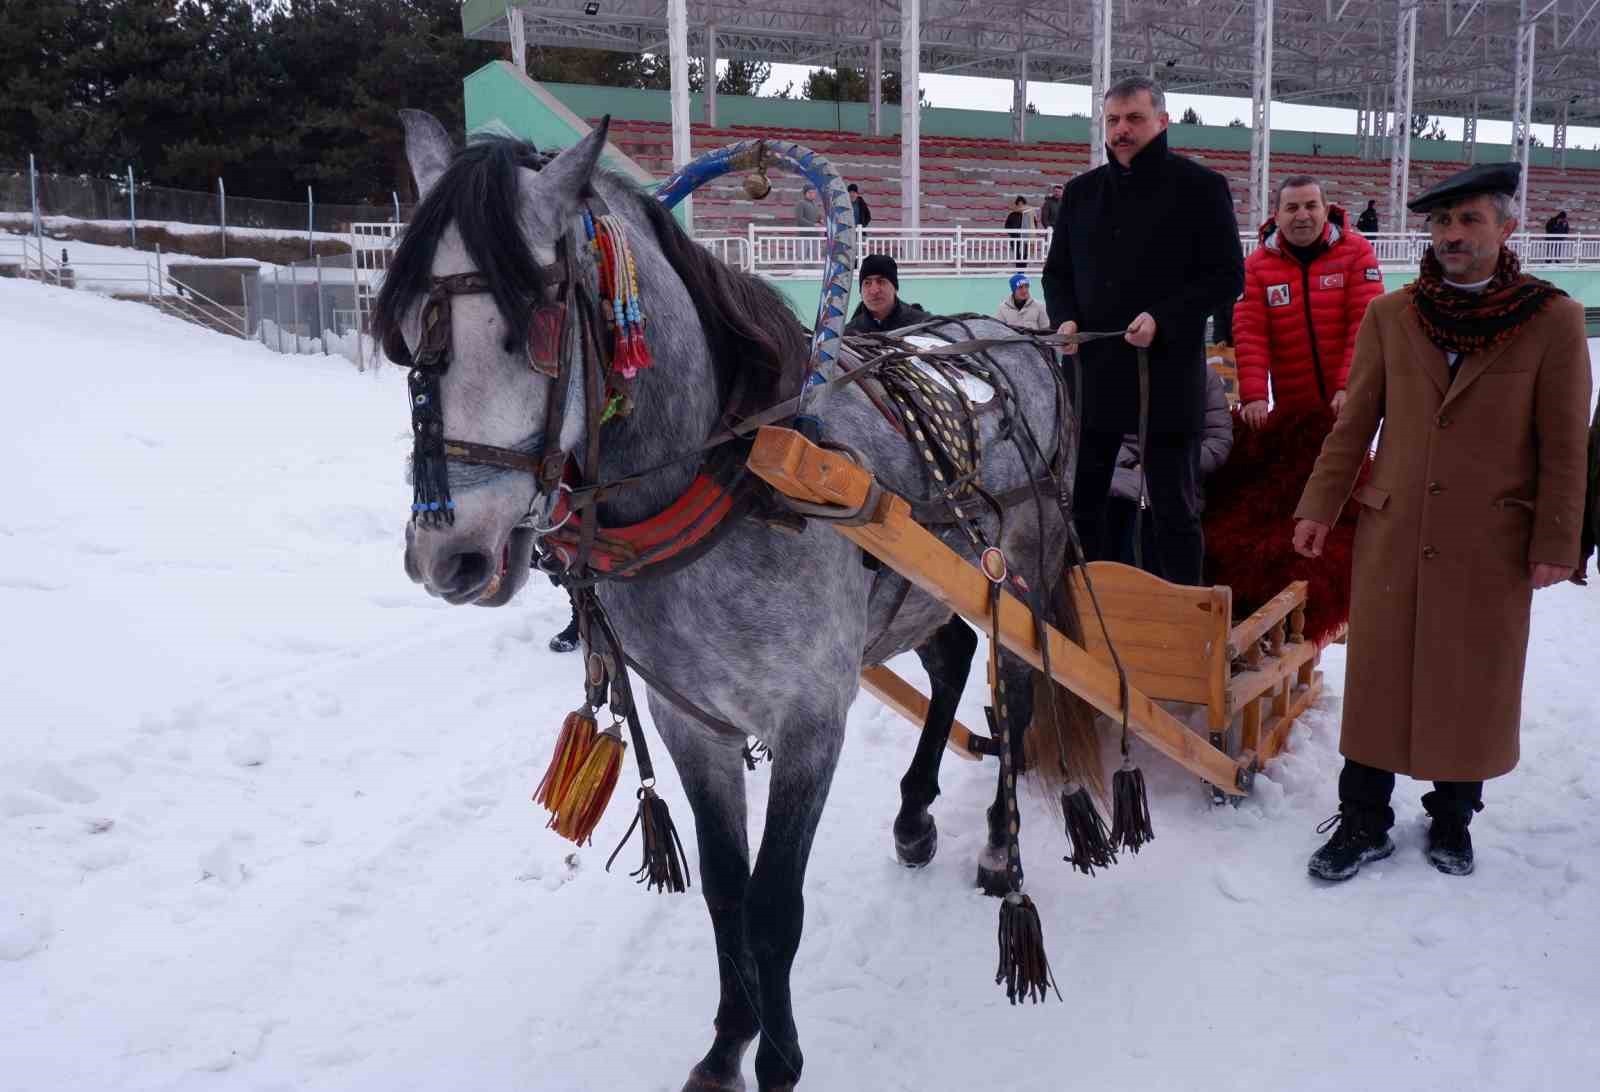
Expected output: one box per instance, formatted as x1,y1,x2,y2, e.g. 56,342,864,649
748,426,1259,797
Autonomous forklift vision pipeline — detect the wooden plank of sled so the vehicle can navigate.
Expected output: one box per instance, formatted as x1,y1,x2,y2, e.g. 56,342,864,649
1226,581,1308,661
748,426,1249,796
859,665,983,762
1227,639,1318,712
1257,671,1324,763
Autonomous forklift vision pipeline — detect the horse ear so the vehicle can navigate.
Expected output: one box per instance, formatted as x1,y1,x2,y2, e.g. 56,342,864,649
533,116,611,217
400,109,454,200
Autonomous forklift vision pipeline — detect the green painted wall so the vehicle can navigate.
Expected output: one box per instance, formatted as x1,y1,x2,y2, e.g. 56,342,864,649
770,269,1600,327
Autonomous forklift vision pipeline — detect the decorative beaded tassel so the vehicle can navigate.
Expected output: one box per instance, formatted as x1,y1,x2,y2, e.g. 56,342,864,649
585,210,654,379
407,368,454,527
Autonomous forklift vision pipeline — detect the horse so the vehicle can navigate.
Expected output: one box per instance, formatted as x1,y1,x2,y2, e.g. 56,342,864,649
374,111,1098,1091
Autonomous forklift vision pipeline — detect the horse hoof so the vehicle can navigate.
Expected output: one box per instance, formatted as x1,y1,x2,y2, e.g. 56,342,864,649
683,1067,746,1092
975,843,1010,897
893,811,938,868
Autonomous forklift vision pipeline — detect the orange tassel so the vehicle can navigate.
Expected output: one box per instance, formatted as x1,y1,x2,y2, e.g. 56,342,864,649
534,709,597,813
549,723,625,844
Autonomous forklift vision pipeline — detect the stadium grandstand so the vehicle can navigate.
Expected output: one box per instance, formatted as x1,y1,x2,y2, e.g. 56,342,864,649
463,0,1600,241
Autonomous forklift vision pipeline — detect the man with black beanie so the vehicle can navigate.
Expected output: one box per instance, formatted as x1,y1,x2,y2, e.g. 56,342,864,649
846,254,927,333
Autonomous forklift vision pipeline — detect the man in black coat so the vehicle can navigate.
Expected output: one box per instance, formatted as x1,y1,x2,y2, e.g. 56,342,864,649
845,254,927,333
1043,75,1244,586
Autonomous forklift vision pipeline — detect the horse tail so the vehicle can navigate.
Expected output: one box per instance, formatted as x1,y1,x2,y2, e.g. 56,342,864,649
1024,577,1105,803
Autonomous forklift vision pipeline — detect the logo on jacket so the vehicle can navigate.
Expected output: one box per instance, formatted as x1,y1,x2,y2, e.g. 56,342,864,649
1363,267,1382,282
1266,283,1292,307
1320,273,1345,289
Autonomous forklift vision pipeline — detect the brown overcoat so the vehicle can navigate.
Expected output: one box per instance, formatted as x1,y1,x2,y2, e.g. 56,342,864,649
1295,288,1592,781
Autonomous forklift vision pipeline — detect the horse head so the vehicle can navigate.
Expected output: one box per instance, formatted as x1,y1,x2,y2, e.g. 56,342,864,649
376,111,615,606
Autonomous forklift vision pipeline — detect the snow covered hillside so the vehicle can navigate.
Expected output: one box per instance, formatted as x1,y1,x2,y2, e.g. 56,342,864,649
2,277,1597,1091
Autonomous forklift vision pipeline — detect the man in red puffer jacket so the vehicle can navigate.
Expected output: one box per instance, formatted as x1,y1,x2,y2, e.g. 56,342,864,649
1234,176,1384,427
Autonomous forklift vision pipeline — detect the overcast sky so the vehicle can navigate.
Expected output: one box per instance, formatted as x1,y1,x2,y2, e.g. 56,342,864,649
763,64,1599,151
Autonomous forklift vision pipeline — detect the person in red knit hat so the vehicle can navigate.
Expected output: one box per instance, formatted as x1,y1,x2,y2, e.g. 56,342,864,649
1234,176,1384,428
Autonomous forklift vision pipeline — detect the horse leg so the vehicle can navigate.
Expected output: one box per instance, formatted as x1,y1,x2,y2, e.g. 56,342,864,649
893,613,978,867
662,720,762,1092
746,718,845,1091
978,652,1035,897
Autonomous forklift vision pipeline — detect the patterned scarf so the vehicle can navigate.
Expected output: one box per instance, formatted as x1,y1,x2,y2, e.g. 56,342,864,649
1409,246,1565,356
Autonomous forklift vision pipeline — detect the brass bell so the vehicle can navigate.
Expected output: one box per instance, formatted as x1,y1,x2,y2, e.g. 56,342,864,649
742,169,772,200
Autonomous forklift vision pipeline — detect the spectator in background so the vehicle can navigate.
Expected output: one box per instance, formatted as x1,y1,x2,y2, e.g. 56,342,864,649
995,272,1050,330
795,185,823,228
1040,183,1064,230
1044,75,1244,587
848,183,872,229
1102,368,1233,572
1545,209,1570,235
1004,195,1036,268
1356,199,1380,234
1234,175,1383,428
845,254,927,334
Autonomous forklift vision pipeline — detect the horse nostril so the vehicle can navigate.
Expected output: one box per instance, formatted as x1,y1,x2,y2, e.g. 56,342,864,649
433,549,492,596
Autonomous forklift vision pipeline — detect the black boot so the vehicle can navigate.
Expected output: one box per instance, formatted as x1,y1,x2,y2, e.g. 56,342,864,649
548,609,580,653
1421,787,1481,876
1307,805,1395,882
1424,818,1474,876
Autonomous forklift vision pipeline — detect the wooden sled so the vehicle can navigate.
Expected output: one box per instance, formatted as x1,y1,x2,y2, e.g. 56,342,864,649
750,427,1254,796
1067,562,1327,771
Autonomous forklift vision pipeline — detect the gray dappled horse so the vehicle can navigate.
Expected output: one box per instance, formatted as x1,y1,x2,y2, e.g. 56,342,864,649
376,112,1096,1091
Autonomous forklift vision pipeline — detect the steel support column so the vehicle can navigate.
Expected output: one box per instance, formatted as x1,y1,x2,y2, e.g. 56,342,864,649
1089,0,1112,170
506,5,526,73
1556,99,1569,169
1013,51,1029,145
869,36,882,136
901,0,921,231
1356,88,1370,161
1510,0,1537,228
1385,1,1417,235
1464,97,1478,163
668,0,692,234
1248,0,1274,227
704,24,718,128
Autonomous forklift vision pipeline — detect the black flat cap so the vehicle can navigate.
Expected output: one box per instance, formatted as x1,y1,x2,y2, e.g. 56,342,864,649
1407,161,1521,213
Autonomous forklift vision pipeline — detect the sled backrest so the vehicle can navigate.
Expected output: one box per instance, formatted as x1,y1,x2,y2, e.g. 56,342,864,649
1068,561,1232,731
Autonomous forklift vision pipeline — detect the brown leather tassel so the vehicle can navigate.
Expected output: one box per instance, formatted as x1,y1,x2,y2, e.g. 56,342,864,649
605,786,691,893
994,892,1060,1004
534,708,598,812
1110,757,1155,854
549,723,624,844
1060,782,1116,876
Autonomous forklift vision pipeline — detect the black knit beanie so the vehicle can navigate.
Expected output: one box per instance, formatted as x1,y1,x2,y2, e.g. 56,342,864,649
860,253,899,289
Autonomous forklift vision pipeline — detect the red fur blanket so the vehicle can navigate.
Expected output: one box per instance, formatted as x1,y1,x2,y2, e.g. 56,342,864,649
1202,406,1368,646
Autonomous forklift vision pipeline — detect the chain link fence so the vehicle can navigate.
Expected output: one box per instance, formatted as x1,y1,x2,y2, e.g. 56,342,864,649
1,162,412,235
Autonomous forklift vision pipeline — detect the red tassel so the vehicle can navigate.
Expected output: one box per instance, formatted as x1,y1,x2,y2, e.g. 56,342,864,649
630,327,653,370
549,724,624,845
534,709,598,813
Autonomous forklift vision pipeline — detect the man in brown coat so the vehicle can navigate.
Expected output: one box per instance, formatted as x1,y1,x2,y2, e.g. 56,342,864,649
1292,162,1592,880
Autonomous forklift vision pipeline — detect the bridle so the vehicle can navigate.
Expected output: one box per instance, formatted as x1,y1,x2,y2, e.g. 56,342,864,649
386,201,634,548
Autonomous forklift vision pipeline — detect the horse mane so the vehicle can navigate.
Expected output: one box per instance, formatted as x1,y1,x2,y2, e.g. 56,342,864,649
630,191,810,411
370,136,554,352
370,131,809,414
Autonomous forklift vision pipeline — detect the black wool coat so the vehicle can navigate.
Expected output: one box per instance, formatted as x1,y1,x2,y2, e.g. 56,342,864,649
1042,131,1244,434
845,297,927,334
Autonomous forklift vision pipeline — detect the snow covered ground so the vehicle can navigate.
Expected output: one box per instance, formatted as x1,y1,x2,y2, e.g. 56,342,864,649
2,277,1597,1092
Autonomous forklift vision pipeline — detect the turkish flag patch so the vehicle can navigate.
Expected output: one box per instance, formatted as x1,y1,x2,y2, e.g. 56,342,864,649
1364,267,1382,281
1266,283,1292,307
1320,273,1345,289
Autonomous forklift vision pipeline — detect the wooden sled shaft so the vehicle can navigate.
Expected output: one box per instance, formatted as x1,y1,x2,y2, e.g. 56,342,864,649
749,427,1250,796
859,665,984,762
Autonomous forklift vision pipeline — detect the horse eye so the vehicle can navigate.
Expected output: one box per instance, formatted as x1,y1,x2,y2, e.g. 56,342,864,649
502,335,518,353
